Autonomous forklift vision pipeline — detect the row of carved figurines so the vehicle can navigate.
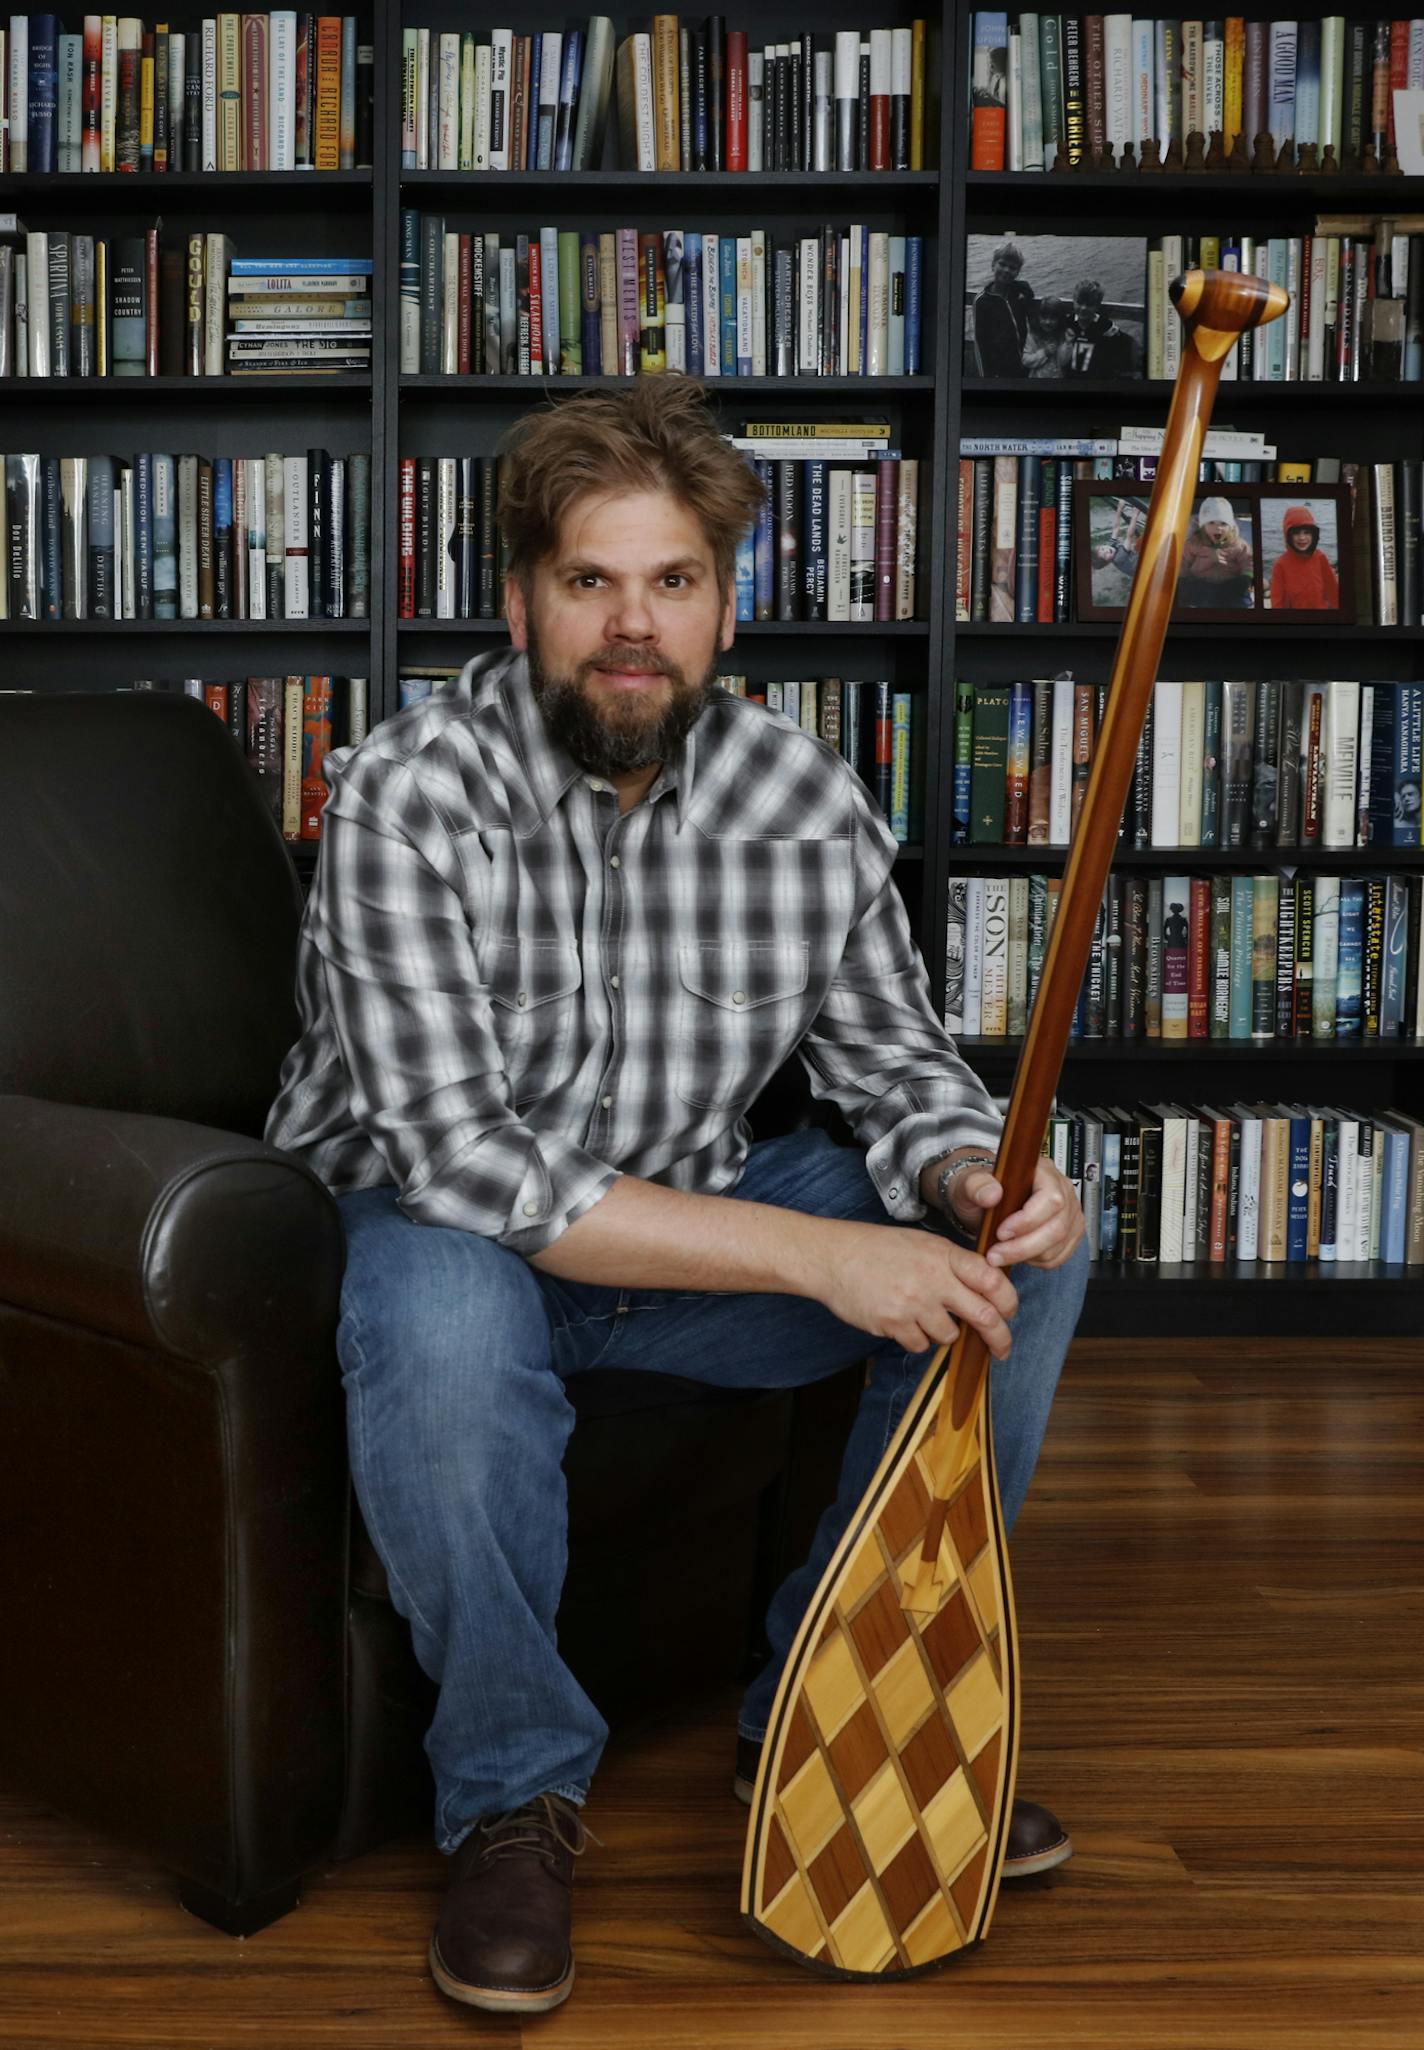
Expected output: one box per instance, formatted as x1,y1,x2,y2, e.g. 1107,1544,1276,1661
1037,130,1405,175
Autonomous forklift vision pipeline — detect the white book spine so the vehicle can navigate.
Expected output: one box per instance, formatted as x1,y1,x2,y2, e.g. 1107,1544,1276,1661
980,878,1009,1036
1177,679,1204,844
168,29,185,166
1150,678,1184,846
1049,676,1074,844
849,472,876,623
1336,1119,1358,1264
441,231,459,375
748,52,764,172
8,14,27,168
827,469,851,619
1203,24,1224,134
457,33,475,169
26,233,50,376
736,235,753,373
471,38,491,171
1181,1117,1200,1262
798,237,819,377
101,15,118,171
203,233,228,376
540,224,559,373
866,232,889,376
202,18,217,172
1160,1116,1187,1264
1131,18,1155,147
1284,237,1303,379
1322,680,1360,847
438,33,459,170
245,456,265,619
177,457,198,618
1307,237,1328,379
489,29,511,170
119,471,134,621
634,32,655,170
1356,685,1374,845
1238,1117,1262,1261
750,229,766,377
269,11,295,169
963,878,984,1037
283,454,309,619
1320,17,1345,150
1104,13,1133,150
436,456,456,618
415,26,430,169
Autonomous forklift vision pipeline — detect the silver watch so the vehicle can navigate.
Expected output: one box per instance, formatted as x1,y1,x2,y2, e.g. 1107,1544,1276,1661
935,1154,999,1215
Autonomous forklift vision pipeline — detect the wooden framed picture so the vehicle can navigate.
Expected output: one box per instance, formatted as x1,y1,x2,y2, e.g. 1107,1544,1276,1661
1073,480,1354,626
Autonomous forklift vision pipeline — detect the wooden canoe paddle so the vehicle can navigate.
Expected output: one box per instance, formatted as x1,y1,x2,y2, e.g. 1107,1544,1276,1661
741,269,1289,1980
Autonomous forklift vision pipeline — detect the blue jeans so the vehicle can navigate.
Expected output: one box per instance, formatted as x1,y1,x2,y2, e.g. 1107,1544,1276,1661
335,1129,1088,1854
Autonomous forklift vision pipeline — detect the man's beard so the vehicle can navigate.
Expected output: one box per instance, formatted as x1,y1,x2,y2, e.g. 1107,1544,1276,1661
526,623,719,778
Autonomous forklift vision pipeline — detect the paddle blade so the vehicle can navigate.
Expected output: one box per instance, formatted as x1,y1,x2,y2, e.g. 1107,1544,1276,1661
740,1357,1020,1978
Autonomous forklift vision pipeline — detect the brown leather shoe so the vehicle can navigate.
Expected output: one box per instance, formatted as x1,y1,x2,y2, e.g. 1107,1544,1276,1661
429,1792,592,2014
733,1734,1072,1878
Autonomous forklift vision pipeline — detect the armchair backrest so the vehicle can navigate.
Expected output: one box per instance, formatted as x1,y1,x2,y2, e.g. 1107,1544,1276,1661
0,691,305,1138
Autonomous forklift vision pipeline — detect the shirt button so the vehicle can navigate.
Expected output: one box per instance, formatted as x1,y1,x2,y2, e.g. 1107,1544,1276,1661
732,990,746,1004
888,1186,900,1200
522,1200,541,1218
516,992,527,1007
589,779,604,791
610,854,621,868
601,1094,613,1109
610,973,620,988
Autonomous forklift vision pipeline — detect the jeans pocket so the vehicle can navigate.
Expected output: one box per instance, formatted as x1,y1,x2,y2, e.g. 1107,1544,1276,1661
675,940,810,1109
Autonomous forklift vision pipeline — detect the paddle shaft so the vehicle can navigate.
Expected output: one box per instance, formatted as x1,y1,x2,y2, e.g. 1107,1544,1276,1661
922,270,1290,1518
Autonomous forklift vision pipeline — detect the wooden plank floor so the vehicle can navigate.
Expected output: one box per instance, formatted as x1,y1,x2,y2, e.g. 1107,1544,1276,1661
2,1337,1422,2048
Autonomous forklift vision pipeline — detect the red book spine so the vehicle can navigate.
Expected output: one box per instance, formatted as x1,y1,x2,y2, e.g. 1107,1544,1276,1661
82,20,103,170
1037,501,1056,622
243,15,268,171
300,676,334,839
869,83,889,171
1390,21,1410,149
726,31,747,169
527,237,544,372
203,684,229,720
457,233,473,374
398,458,417,617
1188,876,1212,1037
874,456,899,622
956,459,973,619
1208,1117,1231,1260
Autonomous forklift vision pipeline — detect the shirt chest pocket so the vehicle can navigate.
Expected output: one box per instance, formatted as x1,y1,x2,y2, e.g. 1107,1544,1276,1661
484,937,583,1105
676,941,810,1110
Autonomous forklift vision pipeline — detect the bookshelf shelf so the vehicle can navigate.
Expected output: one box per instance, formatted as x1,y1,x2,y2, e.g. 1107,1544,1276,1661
0,377,374,399
960,378,1417,407
400,170,939,196
964,171,1424,214
0,171,373,211
953,622,1424,641
398,376,936,396
945,846,1423,872
956,1036,1424,1061
1074,1263,1421,1337
0,619,370,635
396,618,931,637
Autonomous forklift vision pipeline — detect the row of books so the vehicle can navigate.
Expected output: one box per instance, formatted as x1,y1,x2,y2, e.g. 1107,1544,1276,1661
398,214,924,381
946,868,1424,1044
720,673,919,842
953,678,1424,852
953,443,1424,627
0,13,372,172
1144,224,1424,385
0,229,372,378
1045,1098,1424,1267
2,448,369,620
401,18,931,175
187,670,366,837
969,13,1424,170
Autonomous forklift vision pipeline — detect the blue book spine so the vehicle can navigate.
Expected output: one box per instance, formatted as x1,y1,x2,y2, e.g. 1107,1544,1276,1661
229,257,374,275
1335,879,1364,1037
686,234,704,375
734,522,755,620
751,457,774,620
554,30,583,171
890,693,912,841
693,48,709,165
719,237,738,371
41,455,62,619
579,231,602,374
1393,685,1422,846
905,236,923,374
1286,1114,1311,1260
803,461,827,620
213,457,232,617
525,37,543,167
28,15,60,175
1100,1127,1121,1257
399,677,435,708
86,457,115,618
1294,20,1321,147
134,452,154,620
1383,1126,1411,1263
152,454,177,619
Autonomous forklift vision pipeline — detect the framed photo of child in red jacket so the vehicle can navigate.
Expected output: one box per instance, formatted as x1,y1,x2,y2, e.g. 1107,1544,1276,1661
1258,490,1353,623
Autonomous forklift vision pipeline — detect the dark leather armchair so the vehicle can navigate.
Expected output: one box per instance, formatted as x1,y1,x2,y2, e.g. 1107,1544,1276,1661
0,690,857,1935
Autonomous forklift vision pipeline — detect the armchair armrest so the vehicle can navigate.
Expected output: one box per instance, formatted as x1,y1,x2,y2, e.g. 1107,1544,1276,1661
0,1093,343,1365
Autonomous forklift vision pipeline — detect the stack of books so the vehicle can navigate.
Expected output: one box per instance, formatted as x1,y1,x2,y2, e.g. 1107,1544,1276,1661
731,422,920,624
401,17,931,173
0,13,372,172
399,212,924,379
1047,1098,1424,1267
226,254,372,375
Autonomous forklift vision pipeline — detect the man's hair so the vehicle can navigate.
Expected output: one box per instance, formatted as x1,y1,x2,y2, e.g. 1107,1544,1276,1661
498,375,767,597
992,242,1024,272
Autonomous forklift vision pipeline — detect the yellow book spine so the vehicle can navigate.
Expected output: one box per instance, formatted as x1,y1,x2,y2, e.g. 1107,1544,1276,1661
139,52,154,155
315,16,341,169
218,13,242,171
282,677,305,841
1223,17,1245,148
652,14,680,169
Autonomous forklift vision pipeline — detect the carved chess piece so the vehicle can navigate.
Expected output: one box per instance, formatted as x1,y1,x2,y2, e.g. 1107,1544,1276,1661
1362,140,1380,174
1250,128,1275,171
1184,129,1207,170
1321,143,1341,174
1296,141,1319,174
1139,135,1162,171
1204,129,1228,171
1119,139,1138,171
1227,130,1251,172
1274,137,1297,172
1385,142,1401,175
1162,133,1185,172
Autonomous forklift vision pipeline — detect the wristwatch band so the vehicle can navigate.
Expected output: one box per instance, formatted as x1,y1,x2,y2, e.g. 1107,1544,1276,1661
935,1153,1000,1217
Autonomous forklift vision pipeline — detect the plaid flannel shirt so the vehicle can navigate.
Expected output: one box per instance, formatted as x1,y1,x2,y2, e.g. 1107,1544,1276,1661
265,646,1005,1255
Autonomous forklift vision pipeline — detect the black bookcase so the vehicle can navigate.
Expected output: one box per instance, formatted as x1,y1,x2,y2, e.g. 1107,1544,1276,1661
4,2,1421,1333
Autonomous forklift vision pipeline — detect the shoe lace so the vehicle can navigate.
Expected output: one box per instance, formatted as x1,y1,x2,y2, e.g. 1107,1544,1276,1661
474,1792,602,1871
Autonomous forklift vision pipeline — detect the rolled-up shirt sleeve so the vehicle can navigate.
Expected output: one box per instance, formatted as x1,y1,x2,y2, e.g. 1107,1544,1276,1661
798,782,1005,1223
309,751,618,1254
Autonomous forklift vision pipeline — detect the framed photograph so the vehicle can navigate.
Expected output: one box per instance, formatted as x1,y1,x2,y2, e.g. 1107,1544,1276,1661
1073,481,1354,626
1257,488,1354,623
965,233,1147,380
